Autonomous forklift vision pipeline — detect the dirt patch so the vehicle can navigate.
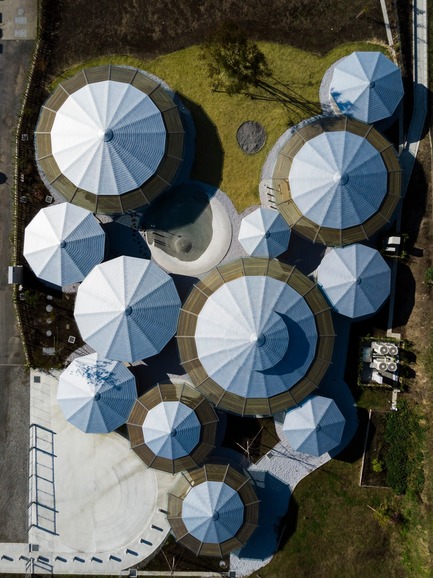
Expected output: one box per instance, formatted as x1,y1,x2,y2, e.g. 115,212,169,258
45,0,386,77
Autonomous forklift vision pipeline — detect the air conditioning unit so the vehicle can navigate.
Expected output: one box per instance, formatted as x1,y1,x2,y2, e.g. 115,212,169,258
45,195,53,204
387,361,398,373
371,358,387,372
373,343,389,355
388,344,398,356
68,336,76,344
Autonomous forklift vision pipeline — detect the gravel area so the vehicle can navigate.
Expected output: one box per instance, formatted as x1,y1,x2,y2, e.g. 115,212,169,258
236,121,267,154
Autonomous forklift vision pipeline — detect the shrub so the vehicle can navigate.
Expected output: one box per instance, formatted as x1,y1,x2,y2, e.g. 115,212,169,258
384,400,424,495
424,267,433,284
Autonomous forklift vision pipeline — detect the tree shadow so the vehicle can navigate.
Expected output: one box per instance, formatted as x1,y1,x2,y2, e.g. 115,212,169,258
236,470,292,560
178,94,224,188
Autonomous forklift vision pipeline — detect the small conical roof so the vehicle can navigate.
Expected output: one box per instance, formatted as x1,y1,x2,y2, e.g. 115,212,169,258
282,395,345,456
182,481,244,543
317,244,391,318
57,352,137,433
74,256,180,362
143,401,201,460
238,208,291,257
330,52,404,123
23,203,105,286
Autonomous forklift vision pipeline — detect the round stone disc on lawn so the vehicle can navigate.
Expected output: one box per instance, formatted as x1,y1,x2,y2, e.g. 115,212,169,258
144,182,232,276
237,121,266,154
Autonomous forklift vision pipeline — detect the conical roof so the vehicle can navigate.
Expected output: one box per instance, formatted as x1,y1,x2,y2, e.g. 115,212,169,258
194,275,317,397
182,481,244,543
238,208,291,257
282,395,345,456
177,258,335,416
35,66,185,214
167,464,259,556
57,352,137,433
271,116,402,246
23,203,105,286
330,52,404,123
74,256,181,363
289,131,387,230
127,382,218,474
317,244,391,318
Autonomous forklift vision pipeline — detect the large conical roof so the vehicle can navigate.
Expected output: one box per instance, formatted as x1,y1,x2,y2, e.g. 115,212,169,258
127,382,218,474
57,352,137,433
238,208,291,257
23,203,105,286
35,66,185,214
167,464,259,556
288,131,387,230
270,116,402,246
282,395,345,456
330,52,404,123
177,258,335,416
194,276,317,398
317,244,391,318
74,256,181,363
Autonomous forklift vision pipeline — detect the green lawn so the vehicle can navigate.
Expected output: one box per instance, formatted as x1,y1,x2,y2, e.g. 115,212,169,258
50,41,386,213
257,420,405,578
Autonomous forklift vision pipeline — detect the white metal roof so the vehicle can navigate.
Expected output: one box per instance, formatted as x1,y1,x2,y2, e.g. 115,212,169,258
142,401,201,460
23,202,105,286
238,208,291,257
282,395,345,456
182,481,244,543
74,256,181,363
330,52,404,123
57,352,137,433
317,244,391,318
50,80,166,195
289,131,387,229
195,276,318,398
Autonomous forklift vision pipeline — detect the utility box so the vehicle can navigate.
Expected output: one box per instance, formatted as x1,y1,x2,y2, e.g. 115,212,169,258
8,265,23,284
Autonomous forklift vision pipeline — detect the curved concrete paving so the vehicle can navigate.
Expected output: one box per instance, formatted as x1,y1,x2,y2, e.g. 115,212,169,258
146,190,232,276
27,370,176,574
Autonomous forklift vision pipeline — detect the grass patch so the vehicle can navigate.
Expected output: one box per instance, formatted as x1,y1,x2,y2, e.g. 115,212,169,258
258,418,403,578
49,41,386,213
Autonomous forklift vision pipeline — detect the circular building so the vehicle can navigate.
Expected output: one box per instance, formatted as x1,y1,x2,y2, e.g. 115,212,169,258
238,207,291,258
74,256,181,363
177,258,335,416
167,464,259,556
327,52,404,124
57,352,137,434
270,116,402,246
23,202,105,287
127,382,218,474
282,395,345,456
317,244,391,318
35,65,185,214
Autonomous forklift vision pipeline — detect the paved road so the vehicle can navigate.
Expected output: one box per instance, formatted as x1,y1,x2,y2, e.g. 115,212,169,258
0,0,37,542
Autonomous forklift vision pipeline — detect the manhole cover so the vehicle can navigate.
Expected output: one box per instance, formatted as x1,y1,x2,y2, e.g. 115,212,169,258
17,8,25,16
236,121,266,154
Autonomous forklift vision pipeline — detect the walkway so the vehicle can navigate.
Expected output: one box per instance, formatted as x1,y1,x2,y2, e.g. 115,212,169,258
387,0,428,335
5,370,175,576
